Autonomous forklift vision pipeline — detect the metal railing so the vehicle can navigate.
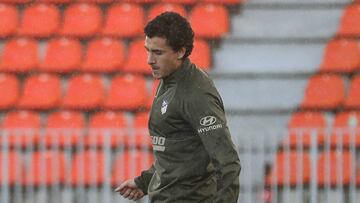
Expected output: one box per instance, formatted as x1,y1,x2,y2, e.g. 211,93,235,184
0,128,359,203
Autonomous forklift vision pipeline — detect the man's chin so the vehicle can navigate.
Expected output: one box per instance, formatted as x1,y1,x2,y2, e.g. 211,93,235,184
152,72,162,79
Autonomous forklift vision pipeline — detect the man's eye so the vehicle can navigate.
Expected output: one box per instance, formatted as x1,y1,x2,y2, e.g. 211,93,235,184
155,51,162,55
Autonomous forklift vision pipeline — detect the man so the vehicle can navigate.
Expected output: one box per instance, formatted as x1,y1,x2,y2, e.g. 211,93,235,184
115,12,241,203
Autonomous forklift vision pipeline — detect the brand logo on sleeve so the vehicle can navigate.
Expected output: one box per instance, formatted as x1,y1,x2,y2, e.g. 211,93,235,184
161,100,168,115
200,116,217,126
198,116,223,133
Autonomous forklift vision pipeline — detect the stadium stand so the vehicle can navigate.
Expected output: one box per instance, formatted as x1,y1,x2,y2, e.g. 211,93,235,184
1,0,359,203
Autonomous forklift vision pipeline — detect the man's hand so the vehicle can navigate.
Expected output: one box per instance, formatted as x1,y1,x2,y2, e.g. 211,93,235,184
114,179,145,201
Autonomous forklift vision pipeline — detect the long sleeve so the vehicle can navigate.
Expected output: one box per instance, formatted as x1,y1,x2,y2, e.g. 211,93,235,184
182,86,241,203
134,165,155,195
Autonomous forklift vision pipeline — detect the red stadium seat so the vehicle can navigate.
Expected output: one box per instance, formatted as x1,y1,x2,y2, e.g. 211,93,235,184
1,111,41,147
102,3,144,38
61,3,102,38
18,4,60,37
130,111,152,148
0,73,19,109
0,38,38,73
24,150,68,186
122,0,155,3
112,150,153,186
190,4,229,38
82,38,125,73
0,0,32,3
337,4,360,37
320,39,360,73
0,4,18,37
45,111,85,147
145,79,160,109
63,74,104,110
40,38,82,73
123,39,150,74
71,150,106,186
159,0,197,4
201,0,242,5
282,112,326,148
86,111,128,148
18,74,61,110
147,3,187,21
300,74,345,110
0,151,24,185
329,111,360,147
344,75,360,109
36,0,72,3
78,0,113,3
190,39,211,70
104,74,147,110
317,150,353,186
266,151,311,186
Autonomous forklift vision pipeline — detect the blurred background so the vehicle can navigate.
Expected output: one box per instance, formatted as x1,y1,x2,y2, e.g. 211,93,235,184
0,0,359,202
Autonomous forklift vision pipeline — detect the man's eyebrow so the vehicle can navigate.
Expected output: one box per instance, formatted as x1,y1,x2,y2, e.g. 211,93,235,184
144,46,163,52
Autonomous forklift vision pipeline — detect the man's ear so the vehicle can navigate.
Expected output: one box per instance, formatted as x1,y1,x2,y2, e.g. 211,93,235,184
177,47,186,59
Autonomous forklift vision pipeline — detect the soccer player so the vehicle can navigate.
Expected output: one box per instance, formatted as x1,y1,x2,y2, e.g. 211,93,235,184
115,12,241,203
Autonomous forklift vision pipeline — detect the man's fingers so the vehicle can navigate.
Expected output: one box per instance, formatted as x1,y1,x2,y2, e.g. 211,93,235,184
123,188,133,198
114,181,128,193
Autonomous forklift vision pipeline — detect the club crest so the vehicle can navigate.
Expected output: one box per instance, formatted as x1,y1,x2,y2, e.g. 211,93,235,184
161,100,168,115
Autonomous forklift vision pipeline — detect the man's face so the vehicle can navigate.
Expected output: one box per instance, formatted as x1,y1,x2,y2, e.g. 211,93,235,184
145,36,184,79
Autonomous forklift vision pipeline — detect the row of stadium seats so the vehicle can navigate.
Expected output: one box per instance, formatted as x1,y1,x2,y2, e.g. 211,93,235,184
0,110,152,148
0,2,230,38
0,149,153,186
0,0,242,4
282,111,360,148
0,38,210,73
0,73,159,110
300,74,360,110
2,73,360,111
266,150,358,187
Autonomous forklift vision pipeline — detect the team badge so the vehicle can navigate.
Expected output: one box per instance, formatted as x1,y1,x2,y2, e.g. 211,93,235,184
161,100,168,115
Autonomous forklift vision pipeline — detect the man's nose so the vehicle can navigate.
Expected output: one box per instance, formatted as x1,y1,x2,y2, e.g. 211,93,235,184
147,53,155,64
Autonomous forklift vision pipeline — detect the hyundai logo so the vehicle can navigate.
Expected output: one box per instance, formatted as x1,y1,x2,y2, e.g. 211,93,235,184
200,116,217,126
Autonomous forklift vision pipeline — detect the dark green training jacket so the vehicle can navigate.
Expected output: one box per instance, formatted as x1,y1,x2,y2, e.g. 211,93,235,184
134,59,241,203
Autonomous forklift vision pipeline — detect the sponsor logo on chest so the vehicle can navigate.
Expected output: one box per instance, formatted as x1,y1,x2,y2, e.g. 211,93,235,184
161,99,168,115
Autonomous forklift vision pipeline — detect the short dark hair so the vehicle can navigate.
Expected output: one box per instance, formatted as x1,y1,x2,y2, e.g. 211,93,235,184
144,12,194,59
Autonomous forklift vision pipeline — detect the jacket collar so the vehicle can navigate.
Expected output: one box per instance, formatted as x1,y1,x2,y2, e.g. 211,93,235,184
163,58,191,85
